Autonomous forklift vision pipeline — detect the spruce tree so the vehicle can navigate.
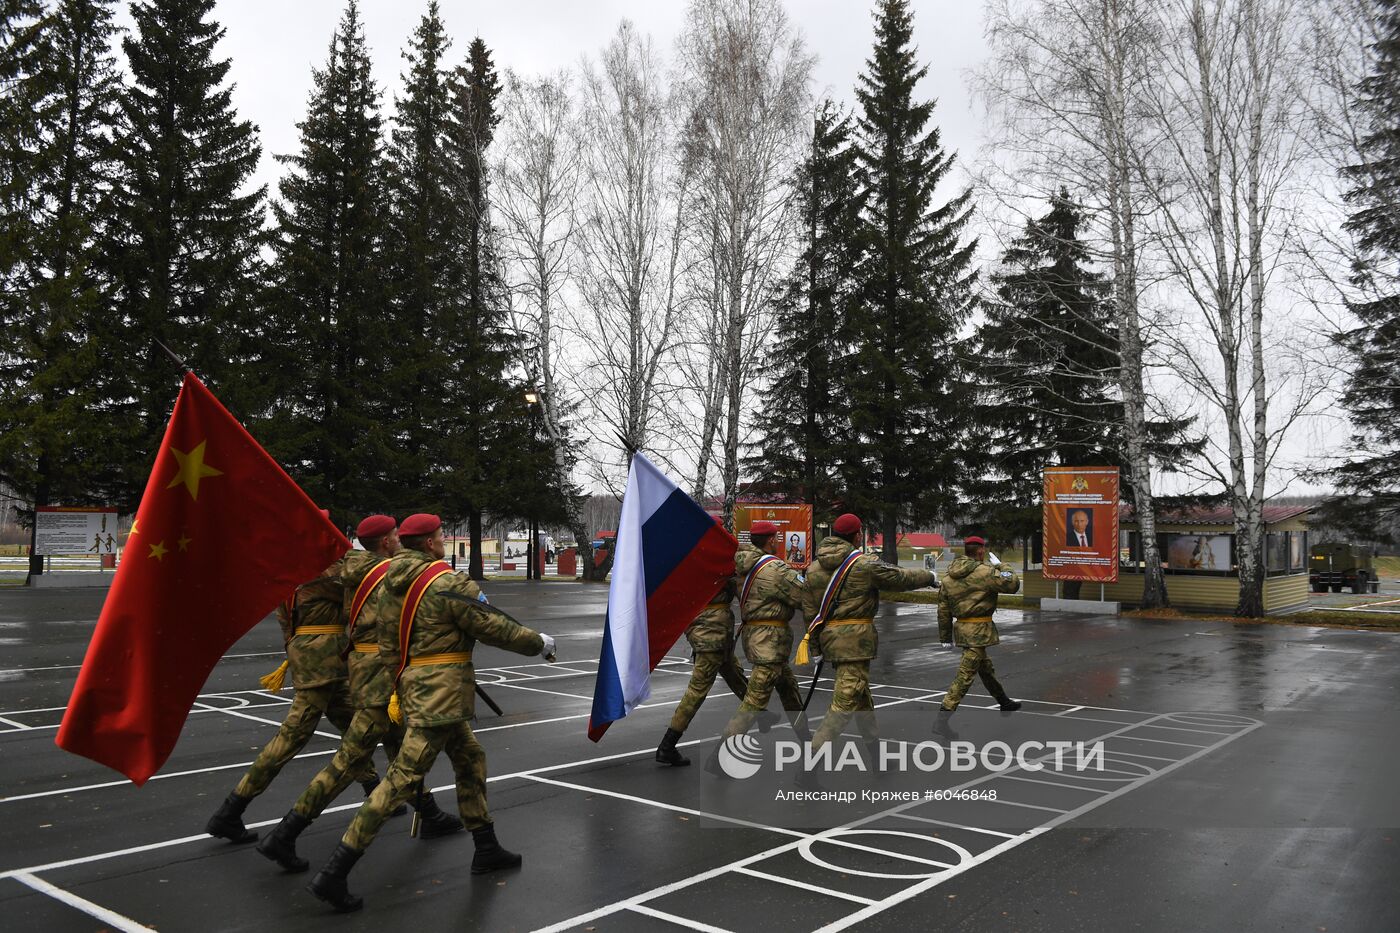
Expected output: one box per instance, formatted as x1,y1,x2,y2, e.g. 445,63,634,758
968,190,1118,544
0,0,120,576
261,0,391,526
1329,0,1400,535
746,100,862,523
848,0,977,560
102,0,267,511
438,36,527,579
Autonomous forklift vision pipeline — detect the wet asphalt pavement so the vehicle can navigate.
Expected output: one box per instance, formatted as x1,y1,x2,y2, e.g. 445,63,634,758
0,581,1397,932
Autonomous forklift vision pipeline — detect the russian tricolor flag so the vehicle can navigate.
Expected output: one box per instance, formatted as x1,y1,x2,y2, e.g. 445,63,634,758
588,453,736,742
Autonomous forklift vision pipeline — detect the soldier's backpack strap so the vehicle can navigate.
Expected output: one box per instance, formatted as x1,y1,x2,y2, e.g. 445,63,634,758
347,559,392,636
739,554,780,620
393,560,454,684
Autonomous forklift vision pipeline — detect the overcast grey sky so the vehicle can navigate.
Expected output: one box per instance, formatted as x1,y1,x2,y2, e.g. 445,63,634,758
115,0,988,201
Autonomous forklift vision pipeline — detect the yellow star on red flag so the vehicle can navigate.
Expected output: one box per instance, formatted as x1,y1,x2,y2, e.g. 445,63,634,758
148,540,169,561
167,441,223,500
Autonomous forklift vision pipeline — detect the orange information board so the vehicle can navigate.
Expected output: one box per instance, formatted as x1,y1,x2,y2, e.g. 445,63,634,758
1042,467,1119,583
734,503,814,570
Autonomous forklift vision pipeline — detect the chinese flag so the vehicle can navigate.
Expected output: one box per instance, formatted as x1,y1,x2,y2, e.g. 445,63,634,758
56,373,349,784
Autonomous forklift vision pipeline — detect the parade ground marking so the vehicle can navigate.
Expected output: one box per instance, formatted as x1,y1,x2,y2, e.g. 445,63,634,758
527,707,1263,933
0,646,1260,933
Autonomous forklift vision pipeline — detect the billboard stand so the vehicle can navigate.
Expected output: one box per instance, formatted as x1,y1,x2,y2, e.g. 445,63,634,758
1040,468,1121,615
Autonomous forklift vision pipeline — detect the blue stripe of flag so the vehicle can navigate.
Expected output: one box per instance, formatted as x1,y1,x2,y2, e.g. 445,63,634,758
640,488,715,598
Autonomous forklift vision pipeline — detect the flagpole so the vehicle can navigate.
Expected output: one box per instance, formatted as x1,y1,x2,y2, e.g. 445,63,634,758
153,338,193,374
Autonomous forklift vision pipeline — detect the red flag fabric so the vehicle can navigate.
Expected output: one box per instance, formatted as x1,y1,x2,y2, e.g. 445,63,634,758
55,373,349,784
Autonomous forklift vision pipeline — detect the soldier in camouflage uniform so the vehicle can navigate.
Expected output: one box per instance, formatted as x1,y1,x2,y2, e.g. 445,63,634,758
206,514,384,845
721,520,808,741
934,536,1021,739
309,514,557,913
804,514,936,750
255,515,463,873
655,519,749,766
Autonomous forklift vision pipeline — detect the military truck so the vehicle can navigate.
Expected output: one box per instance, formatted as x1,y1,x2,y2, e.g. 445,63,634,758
1309,543,1377,594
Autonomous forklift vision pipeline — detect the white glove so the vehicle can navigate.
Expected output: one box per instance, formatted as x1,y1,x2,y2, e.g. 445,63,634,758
540,634,557,662
929,570,940,589
987,551,1001,566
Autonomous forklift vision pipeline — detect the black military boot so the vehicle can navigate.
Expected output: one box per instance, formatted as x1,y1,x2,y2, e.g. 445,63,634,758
256,810,312,872
755,711,781,734
932,708,960,742
206,792,258,843
412,793,465,839
470,823,523,874
308,843,364,913
361,777,407,816
655,727,690,766
988,684,1022,711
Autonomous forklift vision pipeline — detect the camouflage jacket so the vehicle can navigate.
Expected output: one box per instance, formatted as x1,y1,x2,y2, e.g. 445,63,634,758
379,547,544,726
277,554,350,689
802,536,935,662
341,549,395,708
936,555,1020,647
685,577,737,653
736,544,805,664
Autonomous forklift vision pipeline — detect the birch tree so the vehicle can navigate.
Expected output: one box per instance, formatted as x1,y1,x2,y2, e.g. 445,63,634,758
980,0,1175,607
675,0,812,521
574,21,687,490
1139,0,1332,615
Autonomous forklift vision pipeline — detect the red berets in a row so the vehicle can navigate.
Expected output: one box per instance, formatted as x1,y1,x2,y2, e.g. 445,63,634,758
832,513,861,536
400,513,442,536
356,514,397,540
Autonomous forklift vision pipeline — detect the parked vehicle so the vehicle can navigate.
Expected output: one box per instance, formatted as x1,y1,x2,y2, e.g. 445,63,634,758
1309,543,1377,594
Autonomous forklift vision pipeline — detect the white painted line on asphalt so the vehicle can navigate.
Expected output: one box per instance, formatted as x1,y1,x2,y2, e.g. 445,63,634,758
1111,734,1210,748
816,836,956,869
11,871,150,933
629,903,737,933
733,866,879,905
521,773,807,839
1103,748,1179,763
190,701,344,741
996,774,1111,795
809,716,1265,933
1055,705,1085,715
486,681,595,701
976,797,1067,814
887,813,1017,839
0,714,32,730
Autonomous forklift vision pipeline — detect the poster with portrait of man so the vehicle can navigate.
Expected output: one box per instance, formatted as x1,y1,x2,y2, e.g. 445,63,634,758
1043,467,1120,583
734,502,814,571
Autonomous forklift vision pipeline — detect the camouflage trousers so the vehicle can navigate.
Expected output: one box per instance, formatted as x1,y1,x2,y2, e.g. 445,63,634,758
723,661,803,737
342,721,489,851
941,647,1007,712
291,706,404,819
811,660,878,749
233,682,375,799
667,649,748,734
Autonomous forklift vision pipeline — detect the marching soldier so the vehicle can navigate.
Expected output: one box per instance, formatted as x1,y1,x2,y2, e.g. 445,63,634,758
205,512,384,845
255,515,462,873
803,514,936,750
654,520,750,767
934,536,1022,739
309,513,557,913
718,520,808,743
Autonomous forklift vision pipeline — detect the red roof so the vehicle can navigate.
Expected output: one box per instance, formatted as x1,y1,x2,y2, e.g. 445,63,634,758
1119,504,1312,526
867,533,947,548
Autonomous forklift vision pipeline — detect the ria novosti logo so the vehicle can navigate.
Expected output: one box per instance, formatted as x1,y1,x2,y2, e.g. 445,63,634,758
715,737,1108,779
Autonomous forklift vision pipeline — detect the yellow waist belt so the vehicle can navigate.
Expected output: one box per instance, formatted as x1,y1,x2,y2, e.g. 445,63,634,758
824,618,873,627
295,625,344,636
407,651,473,667
955,616,994,624
744,618,790,626
351,642,379,654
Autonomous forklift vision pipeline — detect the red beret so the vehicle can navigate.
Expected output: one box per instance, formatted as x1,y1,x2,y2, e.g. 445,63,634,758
964,536,986,546
751,520,779,536
356,514,397,540
832,513,861,536
400,513,442,536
